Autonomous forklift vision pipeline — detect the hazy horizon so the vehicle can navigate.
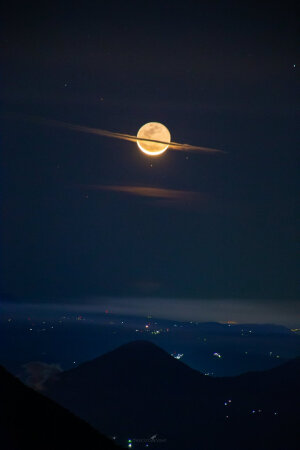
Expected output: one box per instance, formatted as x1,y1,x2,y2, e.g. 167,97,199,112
2,297,299,328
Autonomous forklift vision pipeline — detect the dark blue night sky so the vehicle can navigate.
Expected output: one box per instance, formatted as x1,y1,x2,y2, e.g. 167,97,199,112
2,2,299,320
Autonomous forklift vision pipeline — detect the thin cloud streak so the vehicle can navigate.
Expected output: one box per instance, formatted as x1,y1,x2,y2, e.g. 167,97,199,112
24,116,224,153
86,184,207,202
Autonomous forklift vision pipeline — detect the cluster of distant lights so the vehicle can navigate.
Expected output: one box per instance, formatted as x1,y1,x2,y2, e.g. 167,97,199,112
240,329,253,336
134,321,170,334
222,399,279,420
250,410,279,416
113,438,155,448
6,315,289,365
171,353,184,360
7,317,57,333
5,314,201,347
224,399,232,418
126,438,153,448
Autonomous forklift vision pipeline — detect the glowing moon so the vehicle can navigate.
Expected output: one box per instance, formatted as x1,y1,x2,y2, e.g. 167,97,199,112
137,122,171,156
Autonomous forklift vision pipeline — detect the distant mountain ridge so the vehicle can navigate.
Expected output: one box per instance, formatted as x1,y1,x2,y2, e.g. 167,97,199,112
45,340,300,450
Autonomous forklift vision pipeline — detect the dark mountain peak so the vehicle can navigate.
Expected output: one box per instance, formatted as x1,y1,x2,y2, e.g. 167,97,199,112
118,339,163,349
107,339,169,356
59,339,202,382
43,347,300,450
104,339,172,359
45,339,207,403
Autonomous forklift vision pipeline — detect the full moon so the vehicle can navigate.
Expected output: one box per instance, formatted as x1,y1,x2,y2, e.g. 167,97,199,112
137,122,171,156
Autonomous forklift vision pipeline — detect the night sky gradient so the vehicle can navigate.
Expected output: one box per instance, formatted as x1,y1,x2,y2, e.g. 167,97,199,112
1,2,299,322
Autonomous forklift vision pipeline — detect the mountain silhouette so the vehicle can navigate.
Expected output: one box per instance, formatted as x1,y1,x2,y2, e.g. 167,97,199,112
45,340,299,450
0,365,120,450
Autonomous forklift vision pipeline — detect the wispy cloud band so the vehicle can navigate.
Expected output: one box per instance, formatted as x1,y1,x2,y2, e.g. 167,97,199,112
86,184,206,201
24,116,224,154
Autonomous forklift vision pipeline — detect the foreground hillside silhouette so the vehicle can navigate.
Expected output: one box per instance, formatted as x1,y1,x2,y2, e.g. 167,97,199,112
45,340,300,450
0,366,119,450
